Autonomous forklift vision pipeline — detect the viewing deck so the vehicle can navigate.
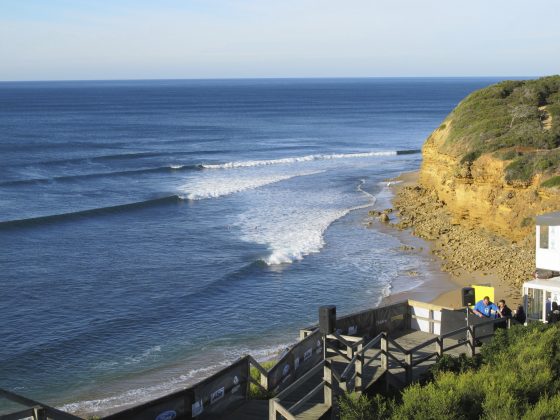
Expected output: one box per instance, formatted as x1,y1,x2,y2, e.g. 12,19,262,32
1,300,508,420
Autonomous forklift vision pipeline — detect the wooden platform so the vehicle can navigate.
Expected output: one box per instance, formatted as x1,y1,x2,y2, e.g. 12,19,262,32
229,329,467,420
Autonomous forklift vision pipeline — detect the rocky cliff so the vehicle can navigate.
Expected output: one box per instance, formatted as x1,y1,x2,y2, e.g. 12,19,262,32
392,76,560,291
419,120,560,242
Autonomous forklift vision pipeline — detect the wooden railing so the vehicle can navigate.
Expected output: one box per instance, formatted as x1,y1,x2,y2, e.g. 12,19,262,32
0,388,81,420
269,361,326,420
269,313,510,419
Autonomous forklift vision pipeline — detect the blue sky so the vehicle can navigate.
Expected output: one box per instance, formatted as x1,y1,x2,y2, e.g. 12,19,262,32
0,0,558,80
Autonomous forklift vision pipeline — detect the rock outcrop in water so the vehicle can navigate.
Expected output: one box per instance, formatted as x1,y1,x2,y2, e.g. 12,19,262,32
394,76,560,290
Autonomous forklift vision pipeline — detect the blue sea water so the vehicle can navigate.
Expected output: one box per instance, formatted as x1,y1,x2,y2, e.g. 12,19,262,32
0,78,501,414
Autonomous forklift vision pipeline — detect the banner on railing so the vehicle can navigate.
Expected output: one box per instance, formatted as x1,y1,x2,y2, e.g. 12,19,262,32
103,388,194,420
191,356,249,418
267,330,323,393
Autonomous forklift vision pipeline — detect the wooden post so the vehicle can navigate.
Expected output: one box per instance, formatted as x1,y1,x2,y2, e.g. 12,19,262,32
436,336,443,357
507,317,511,329
405,353,413,384
346,342,353,360
406,305,412,330
381,332,388,371
33,407,46,420
323,336,333,408
269,399,279,420
429,309,434,334
260,371,269,391
468,326,476,357
324,359,333,407
355,342,363,394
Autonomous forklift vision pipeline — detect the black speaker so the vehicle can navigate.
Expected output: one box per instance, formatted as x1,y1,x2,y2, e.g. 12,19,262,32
462,287,476,307
319,305,336,335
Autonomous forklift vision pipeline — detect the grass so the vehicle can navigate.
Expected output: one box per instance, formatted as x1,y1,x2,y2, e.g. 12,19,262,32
541,175,560,188
249,360,277,399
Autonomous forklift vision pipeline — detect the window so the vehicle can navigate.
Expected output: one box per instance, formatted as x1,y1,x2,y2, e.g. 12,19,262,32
527,288,544,320
550,226,557,250
540,225,549,249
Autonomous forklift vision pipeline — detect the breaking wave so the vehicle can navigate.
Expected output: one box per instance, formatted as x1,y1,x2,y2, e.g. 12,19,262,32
180,170,323,200
201,150,402,169
239,179,376,266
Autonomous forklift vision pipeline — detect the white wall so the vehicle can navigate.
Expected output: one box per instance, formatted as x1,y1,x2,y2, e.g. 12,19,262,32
410,305,441,335
536,225,560,272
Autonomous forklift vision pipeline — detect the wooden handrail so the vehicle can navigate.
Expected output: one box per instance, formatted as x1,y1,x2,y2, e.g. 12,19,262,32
443,341,468,353
386,337,408,354
270,398,296,420
247,355,270,378
411,314,442,324
472,317,507,331
328,332,359,349
1,407,36,420
407,336,439,355
385,350,407,369
359,333,384,354
288,381,325,413
0,388,81,420
439,325,470,340
363,349,382,368
275,361,324,400
326,344,352,362
411,352,438,367
408,299,453,311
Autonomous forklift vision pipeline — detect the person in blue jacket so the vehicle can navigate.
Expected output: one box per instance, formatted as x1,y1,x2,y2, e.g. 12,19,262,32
472,296,499,318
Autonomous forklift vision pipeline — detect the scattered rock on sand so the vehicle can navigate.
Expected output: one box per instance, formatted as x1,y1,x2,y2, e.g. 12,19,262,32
393,184,533,298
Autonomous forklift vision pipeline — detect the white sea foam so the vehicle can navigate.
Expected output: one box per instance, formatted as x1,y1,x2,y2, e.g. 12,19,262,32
202,151,397,169
179,170,323,200
59,341,293,416
238,180,375,265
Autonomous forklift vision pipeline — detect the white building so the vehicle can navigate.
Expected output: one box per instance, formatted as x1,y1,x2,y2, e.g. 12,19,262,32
535,211,560,272
523,211,560,322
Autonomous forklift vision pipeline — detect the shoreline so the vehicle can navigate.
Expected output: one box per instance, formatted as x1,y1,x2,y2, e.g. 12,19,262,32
383,171,521,308
370,177,464,308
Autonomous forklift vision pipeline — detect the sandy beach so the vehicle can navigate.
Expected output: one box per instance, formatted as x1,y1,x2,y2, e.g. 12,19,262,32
372,171,522,310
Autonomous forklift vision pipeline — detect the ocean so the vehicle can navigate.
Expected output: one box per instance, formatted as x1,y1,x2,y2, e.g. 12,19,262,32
0,78,500,415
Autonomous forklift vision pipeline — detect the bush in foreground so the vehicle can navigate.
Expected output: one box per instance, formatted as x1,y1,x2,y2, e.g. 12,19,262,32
340,323,560,419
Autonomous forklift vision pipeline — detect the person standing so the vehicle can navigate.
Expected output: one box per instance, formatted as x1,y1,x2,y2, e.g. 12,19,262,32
547,301,560,324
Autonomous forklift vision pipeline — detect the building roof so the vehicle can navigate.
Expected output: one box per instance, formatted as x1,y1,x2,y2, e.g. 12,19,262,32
524,277,560,290
536,211,560,226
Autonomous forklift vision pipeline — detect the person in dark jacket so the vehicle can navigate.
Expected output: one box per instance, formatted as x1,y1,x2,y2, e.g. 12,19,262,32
547,301,560,324
513,305,526,324
497,300,512,318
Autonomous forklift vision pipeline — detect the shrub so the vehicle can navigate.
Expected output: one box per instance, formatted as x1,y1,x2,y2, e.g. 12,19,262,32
522,394,560,419
341,324,560,419
505,156,536,182
541,175,560,188
248,360,276,399
392,380,467,419
438,75,560,182
500,149,522,160
460,150,482,165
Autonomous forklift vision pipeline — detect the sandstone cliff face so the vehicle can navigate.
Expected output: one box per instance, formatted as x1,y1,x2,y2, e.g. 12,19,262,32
419,121,560,243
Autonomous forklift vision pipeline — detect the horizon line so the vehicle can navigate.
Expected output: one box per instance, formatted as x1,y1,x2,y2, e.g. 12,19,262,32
0,75,543,84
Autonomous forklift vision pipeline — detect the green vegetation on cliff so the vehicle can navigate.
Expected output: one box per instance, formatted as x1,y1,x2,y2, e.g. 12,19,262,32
340,323,560,419
440,75,560,184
